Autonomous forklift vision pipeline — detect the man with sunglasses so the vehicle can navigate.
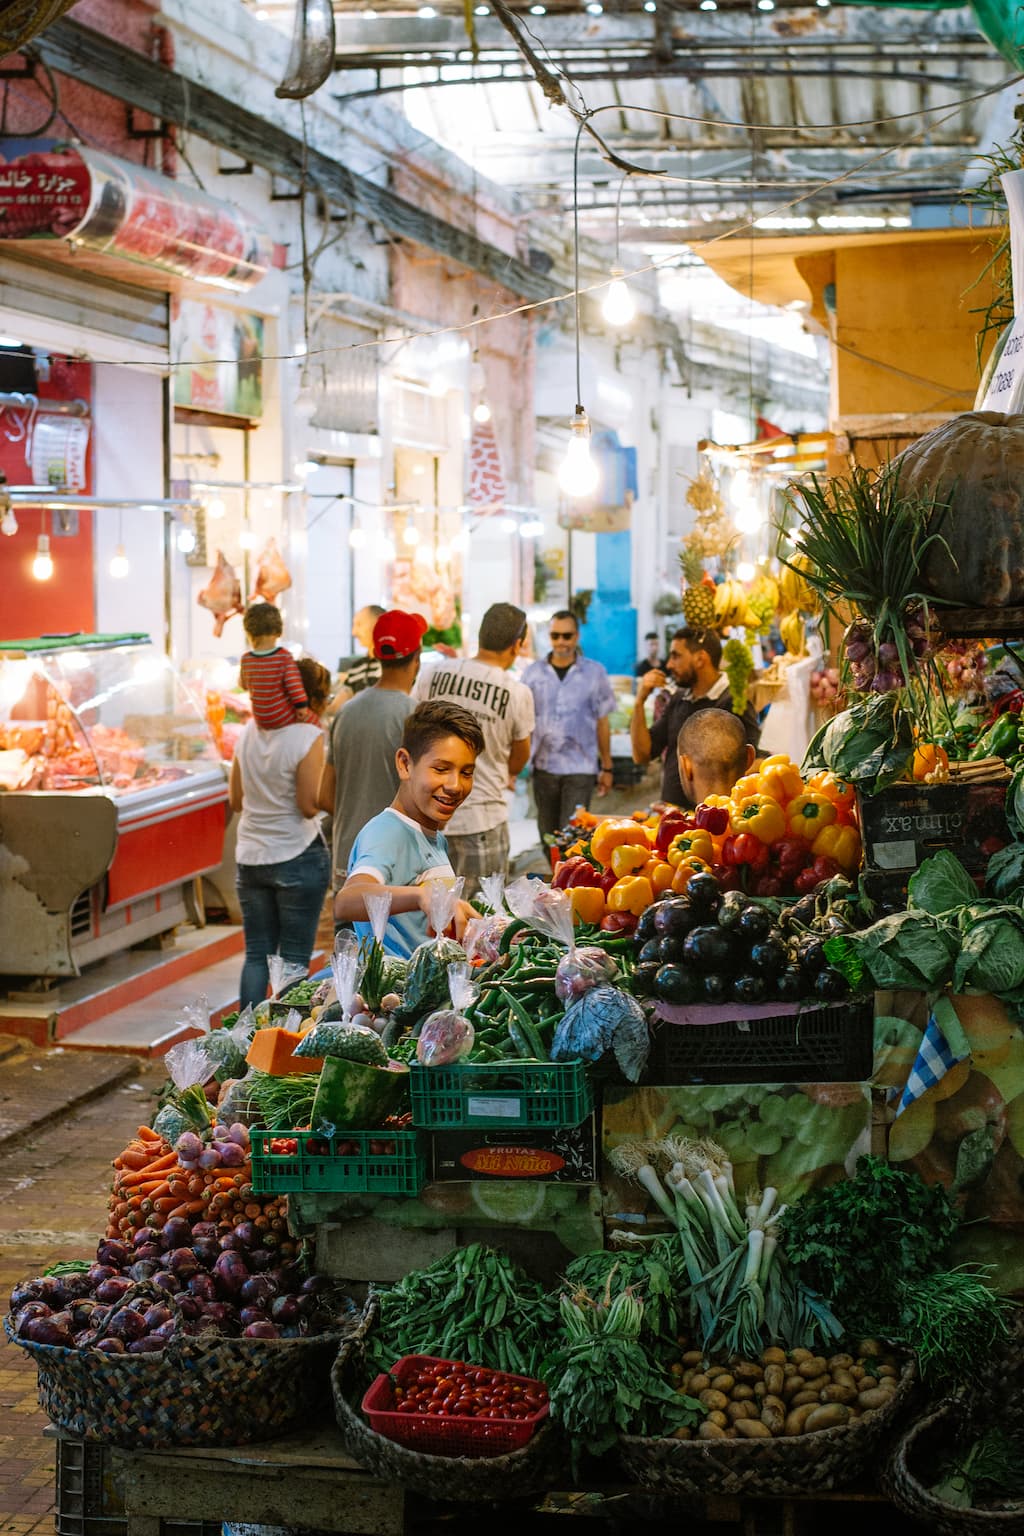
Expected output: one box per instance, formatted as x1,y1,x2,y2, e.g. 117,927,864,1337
523,609,618,842
630,625,761,807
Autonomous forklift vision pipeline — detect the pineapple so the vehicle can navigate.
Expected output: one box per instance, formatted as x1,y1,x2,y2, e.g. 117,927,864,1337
679,539,716,629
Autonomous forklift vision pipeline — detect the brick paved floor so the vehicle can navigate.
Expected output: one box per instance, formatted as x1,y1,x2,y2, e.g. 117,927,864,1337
0,1061,166,1536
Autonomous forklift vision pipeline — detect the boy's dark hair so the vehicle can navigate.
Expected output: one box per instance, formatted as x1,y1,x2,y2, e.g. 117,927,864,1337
673,625,723,670
244,601,284,641
296,656,332,708
644,631,658,641
402,700,485,762
479,602,527,652
379,653,417,674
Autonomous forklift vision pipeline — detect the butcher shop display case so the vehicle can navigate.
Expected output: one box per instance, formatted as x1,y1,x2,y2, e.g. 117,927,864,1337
0,632,229,977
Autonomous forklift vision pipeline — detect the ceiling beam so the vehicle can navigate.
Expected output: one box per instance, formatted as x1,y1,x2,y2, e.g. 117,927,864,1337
31,18,562,304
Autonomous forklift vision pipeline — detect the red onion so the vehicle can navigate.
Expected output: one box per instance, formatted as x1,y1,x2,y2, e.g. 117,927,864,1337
76,1329,99,1347
198,1302,241,1336
165,1248,199,1280
187,1273,217,1304
61,1273,95,1301
239,1275,277,1308
248,1248,274,1273
270,1295,301,1326
232,1221,258,1250
239,1307,271,1328
129,1261,160,1283
95,1277,133,1305
128,1335,167,1353
106,1308,147,1343
133,1227,162,1251
191,1239,220,1267
14,1300,52,1324
160,1218,192,1252
94,1336,125,1354
142,1304,173,1332
300,1274,331,1295
154,1319,179,1340
198,1147,221,1170
96,1240,129,1269
22,1315,72,1346
173,1294,203,1320
192,1221,219,1241
87,1264,116,1289
134,1243,162,1263
219,1232,246,1253
152,1271,180,1296
70,1299,98,1331
212,1251,249,1298
244,1321,279,1339
212,1142,245,1168
10,1279,51,1311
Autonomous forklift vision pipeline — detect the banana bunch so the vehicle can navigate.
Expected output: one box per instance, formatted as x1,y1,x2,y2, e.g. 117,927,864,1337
780,612,806,656
714,577,761,630
779,553,820,615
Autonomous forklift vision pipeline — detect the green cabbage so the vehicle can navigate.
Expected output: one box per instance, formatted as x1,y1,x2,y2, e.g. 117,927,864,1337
908,851,977,917
953,906,1024,995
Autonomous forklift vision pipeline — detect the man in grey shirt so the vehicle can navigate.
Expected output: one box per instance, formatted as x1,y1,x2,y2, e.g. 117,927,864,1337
316,609,426,888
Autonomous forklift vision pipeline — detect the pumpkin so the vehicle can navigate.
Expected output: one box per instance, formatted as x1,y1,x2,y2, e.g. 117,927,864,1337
891,411,1024,607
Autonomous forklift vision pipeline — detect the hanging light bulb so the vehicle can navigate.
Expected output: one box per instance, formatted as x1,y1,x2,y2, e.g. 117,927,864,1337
109,545,131,579
0,502,17,537
473,401,492,424
32,533,54,580
559,407,600,499
239,525,257,551
435,541,451,563
177,524,197,554
602,268,636,327
206,496,226,520
499,515,519,534
349,526,367,549
519,517,545,539
402,523,421,547
736,560,756,582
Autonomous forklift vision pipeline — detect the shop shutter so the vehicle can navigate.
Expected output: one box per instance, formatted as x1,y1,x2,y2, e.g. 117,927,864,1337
391,378,449,450
307,313,379,435
0,251,169,361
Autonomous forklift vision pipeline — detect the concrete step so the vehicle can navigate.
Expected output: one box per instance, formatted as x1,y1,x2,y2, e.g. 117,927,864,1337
0,925,244,1048
0,1036,138,1150
61,948,244,1057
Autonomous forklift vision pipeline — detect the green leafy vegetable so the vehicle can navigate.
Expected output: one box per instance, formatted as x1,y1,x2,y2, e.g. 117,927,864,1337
803,694,914,796
825,910,958,991
953,905,1024,994
932,1424,1024,1509
778,1155,958,1340
986,842,1024,901
247,1070,319,1131
908,850,977,917
895,1267,1012,1384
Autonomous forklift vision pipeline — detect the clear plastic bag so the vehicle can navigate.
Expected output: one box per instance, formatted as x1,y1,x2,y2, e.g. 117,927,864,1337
423,875,465,939
505,875,575,948
216,1071,260,1128
478,873,508,915
462,913,509,964
330,929,364,1023
365,890,392,945
416,963,478,1066
555,946,619,1005
199,1004,257,1081
267,955,308,998
294,1020,389,1065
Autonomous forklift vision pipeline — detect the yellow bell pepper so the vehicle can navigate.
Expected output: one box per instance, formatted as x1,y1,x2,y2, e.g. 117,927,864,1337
806,771,858,823
730,772,765,806
811,822,861,872
642,857,675,895
568,885,608,925
590,817,652,868
671,855,711,892
666,829,715,867
607,875,654,915
758,754,804,805
788,792,838,841
610,842,652,878
729,794,787,844
701,793,733,813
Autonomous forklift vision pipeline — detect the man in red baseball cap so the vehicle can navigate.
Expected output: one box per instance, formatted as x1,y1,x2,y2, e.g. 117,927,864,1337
317,608,428,892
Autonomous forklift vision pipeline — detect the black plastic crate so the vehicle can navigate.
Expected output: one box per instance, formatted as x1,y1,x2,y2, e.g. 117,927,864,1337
649,998,874,1085
56,1436,223,1536
857,782,1008,879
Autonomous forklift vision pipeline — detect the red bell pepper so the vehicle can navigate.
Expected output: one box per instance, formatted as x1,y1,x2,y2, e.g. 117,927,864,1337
655,809,693,859
553,855,599,889
600,911,638,933
722,832,770,871
694,804,730,836
711,861,743,892
770,836,811,879
750,873,784,897
794,855,843,893
597,867,620,896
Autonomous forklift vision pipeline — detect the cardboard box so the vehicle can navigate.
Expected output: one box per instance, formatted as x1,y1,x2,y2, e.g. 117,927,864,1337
857,781,1008,878
431,1115,598,1183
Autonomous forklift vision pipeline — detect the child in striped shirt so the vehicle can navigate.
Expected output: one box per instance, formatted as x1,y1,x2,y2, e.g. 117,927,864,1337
239,601,313,730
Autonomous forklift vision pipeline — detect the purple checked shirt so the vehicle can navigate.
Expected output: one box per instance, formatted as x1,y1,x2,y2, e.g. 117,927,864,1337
522,654,618,775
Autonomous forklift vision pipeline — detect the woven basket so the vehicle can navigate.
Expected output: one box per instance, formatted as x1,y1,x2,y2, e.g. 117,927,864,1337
5,1308,342,1449
330,1299,562,1501
619,1355,917,1498
884,1400,1024,1535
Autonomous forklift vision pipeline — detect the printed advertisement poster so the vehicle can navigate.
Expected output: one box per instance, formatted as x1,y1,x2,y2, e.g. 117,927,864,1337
172,298,264,418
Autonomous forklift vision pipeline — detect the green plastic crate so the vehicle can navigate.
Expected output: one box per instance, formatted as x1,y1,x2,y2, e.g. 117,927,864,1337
250,1128,426,1196
409,1060,593,1130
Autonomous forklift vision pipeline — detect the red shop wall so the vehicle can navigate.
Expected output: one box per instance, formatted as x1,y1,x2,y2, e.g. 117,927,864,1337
0,358,95,641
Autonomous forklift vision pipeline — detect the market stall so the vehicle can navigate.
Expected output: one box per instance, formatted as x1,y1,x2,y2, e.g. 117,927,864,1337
0,632,229,976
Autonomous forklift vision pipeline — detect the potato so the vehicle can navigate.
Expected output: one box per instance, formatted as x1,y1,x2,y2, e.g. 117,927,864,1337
761,1347,787,1366
783,1405,816,1436
733,1361,763,1383
789,1390,821,1409
821,1384,858,1405
763,1394,787,1417
735,1418,772,1439
798,1375,829,1398
753,1381,767,1400
726,1401,759,1423
761,1402,785,1436
831,1369,857,1392
850,1365,866,1382
711,1373,735,1395
708,1410,728,1428
875,1365,898,1381
763,1364,785,1396
805,1404,851,1433
681,1350,704,1367
670,1425,692,1440
797,1357,828,1380
781,1375,805,1401
857,1387,893,1412
698,1420,728,1440
828,1354,854,1372
857,1339,883,1357
688,1373,711,1395
731,1384,755,1402
789,1348,813,1364
699,1390,729,1413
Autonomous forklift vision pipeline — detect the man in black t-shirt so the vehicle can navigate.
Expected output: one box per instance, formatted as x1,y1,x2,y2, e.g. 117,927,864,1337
629,626,760,806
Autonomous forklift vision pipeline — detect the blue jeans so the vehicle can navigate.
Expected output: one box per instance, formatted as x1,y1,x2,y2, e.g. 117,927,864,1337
236,838,331,1010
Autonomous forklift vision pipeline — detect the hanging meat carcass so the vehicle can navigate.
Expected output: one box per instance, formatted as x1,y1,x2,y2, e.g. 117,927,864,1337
198,550,244,636
253,537,292,604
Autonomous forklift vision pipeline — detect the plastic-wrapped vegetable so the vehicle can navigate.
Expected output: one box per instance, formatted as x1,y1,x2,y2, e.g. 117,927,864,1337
416,963,477,1066
151,1101,189,1143
294,1021,389,1066
267,955,308,999
215,1072,260,1128
392,884,467,1023
330,930,364,1022
505,875,574,948
555,946,619,1005
463,913,510,964
199,1005,256,1081
551,984,650,1083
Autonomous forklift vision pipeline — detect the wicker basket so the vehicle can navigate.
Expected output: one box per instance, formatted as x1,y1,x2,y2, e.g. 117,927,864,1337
619,1355,917,1498
330,1299,562,1501
5,1310,342,1450
884,1400,1024,1535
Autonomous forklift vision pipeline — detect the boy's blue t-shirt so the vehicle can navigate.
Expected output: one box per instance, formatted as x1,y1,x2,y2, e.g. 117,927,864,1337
347,807,455,958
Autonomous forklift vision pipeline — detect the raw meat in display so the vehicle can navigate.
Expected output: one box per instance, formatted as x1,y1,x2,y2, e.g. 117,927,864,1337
253,537,292,604
198,550,244,636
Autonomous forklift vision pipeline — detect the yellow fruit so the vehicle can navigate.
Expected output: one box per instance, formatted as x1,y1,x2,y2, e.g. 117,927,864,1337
911,743,949,781
779,554,819,615
780,612,806,655
887,1096,935,1162
749,574,780,611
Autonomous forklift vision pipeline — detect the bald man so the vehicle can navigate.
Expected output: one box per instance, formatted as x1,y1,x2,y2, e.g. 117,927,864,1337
676,708,756,808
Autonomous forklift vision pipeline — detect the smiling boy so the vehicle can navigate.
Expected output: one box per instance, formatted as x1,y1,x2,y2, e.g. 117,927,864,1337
333,700,485,956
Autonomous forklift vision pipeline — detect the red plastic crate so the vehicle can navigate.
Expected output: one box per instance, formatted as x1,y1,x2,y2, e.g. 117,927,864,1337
361,1355,549,1458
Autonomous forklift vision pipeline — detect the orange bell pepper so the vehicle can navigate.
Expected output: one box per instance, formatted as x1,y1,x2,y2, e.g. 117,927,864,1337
811,822,861,872
757,755,804,805
568,885,608,925
642,857,675,895
787,792,837,841
607,875,654,915
666,829,715,867
610,842,652,878
671,855,711,892
806,771,858,823
590,817,652,868
729,794,787,844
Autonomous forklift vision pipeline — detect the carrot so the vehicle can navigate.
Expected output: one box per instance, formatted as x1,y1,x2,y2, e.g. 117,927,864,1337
201,1170,244,1187
146,1195,180,1215
168,1200,205,1220
119,1150,152,1171
137,1125,163,1142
